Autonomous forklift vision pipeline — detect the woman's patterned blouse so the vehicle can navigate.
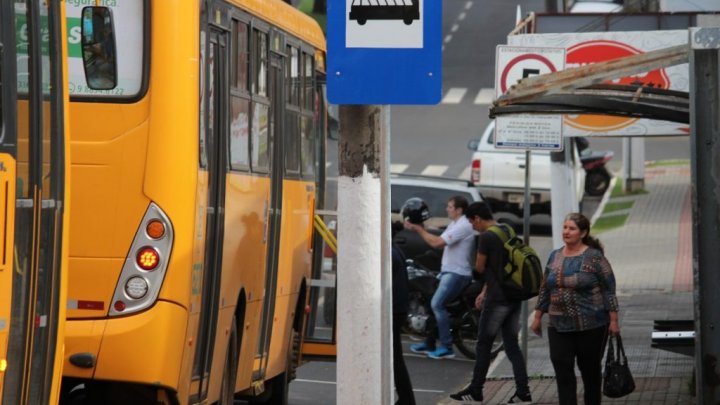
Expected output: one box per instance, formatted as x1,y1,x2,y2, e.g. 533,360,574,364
535,247,619,332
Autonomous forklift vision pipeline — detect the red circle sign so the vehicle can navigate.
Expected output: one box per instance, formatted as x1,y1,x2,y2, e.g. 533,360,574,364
564,40,671,132
500,53,558,94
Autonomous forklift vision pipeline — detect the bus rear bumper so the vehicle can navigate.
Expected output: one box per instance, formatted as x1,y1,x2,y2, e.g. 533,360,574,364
63,300,187,389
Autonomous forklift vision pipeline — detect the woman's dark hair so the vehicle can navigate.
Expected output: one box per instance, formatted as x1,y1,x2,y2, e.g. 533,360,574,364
565,212,604,254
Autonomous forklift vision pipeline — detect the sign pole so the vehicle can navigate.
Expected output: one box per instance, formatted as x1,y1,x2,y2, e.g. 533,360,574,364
521,150,531,365
336,105,392,405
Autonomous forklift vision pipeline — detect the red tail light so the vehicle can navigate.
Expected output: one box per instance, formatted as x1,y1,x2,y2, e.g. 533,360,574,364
136,247,160,271
471,159,481,184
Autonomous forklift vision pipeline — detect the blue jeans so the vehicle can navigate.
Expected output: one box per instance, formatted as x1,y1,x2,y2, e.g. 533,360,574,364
428,272,471,348
470,301,530,396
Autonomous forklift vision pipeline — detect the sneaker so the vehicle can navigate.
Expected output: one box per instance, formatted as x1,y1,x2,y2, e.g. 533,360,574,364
507,391,533,404
449,386,483,403
409,342,434,354
427,345,455,359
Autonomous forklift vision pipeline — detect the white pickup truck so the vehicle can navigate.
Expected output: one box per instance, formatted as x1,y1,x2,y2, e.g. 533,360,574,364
467,121,585,216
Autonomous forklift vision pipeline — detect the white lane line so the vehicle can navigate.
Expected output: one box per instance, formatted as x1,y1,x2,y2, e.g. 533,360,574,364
295,378,444,393
474,88,495,105
421,164,449,176
391,163,409,173
465,1,473,10
451,23,459,33
441,88,467,104
444,34,453,44
294,378,336,385
458,11,467,21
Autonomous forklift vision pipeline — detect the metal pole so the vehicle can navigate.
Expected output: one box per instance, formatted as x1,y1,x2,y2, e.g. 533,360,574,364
336,105,392,405
521,150,531,364
689,26,720,404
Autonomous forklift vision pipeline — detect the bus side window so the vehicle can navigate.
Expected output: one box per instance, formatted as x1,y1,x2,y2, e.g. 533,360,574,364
80,6,117,90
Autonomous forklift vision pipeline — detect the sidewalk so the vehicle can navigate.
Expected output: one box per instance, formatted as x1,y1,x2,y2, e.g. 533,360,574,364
442,163,696,404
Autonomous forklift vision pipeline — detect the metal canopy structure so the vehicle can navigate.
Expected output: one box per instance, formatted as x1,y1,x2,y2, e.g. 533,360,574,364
491,83,689,123
489,44,690,123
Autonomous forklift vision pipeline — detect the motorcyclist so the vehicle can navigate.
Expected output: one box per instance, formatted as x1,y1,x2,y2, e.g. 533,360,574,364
402,196,475,359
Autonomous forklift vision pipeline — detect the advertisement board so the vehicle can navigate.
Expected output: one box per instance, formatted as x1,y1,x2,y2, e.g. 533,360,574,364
508,30,689,136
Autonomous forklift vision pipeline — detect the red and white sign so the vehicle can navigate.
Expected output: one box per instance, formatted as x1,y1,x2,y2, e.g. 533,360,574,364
508,30,688,136
494,46,566,150
495,46,566,98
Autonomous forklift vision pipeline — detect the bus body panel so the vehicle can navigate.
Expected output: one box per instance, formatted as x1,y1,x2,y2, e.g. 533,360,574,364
0,156,16,397
93,301,187,387
61,0,327,402
62,319,106,379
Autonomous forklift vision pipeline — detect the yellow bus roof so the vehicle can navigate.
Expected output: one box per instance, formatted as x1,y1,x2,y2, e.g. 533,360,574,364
233,0,326,51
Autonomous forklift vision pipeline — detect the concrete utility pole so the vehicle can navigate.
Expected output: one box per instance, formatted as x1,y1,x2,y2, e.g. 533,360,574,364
336,105,393,405
689,24,720,405
549,138,581,249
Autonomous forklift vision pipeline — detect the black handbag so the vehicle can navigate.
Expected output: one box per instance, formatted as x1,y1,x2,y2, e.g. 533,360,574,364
603,334,636,398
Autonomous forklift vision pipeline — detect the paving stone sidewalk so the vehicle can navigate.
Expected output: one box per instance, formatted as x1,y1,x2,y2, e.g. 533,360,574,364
440,164,697,405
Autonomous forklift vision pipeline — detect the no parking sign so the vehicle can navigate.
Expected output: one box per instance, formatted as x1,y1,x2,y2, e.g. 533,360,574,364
494,46,566,150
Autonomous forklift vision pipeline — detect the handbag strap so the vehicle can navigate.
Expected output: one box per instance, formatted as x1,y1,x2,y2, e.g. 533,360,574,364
606,335,616,362
615,334,629,365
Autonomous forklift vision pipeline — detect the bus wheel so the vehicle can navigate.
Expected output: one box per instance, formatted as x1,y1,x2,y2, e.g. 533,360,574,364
219,317,239,405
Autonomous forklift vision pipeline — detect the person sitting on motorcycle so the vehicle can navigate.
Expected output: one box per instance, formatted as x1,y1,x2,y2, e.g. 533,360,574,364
403,195,475,359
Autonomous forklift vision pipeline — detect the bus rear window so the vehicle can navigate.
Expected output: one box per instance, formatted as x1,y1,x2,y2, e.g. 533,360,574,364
67,0,145,98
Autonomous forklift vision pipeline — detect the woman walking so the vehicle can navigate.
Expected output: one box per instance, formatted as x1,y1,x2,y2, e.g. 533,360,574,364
530,212,620,405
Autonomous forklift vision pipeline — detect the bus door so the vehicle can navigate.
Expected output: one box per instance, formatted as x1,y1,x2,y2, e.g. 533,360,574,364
254,34,285,380
191,21,229,403
0,1,67,403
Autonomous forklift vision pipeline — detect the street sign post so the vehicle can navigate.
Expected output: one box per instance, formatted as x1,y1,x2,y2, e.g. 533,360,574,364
327,0,442,105
494,45,566,151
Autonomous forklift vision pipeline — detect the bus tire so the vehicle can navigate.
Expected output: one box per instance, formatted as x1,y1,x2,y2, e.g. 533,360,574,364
219,317,239,405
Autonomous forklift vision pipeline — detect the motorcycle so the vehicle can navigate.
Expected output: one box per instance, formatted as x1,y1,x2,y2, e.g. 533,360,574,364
403,258,504,360
577,137,614,197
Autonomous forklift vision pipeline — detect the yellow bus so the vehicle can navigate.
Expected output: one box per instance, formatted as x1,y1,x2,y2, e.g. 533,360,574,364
59,1,328,404
0,1,71,404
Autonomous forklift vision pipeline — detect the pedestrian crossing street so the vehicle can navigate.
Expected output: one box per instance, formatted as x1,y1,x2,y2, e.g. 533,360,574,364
440,87,495,105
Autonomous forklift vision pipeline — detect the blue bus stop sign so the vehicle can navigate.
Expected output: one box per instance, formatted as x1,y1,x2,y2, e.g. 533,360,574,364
327,0,442,105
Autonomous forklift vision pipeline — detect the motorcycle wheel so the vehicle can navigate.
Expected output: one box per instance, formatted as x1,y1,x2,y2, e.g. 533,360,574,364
585,168,611,197
452,310,504,360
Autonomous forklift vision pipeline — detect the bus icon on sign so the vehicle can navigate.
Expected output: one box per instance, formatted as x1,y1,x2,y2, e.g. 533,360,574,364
349,0,419,25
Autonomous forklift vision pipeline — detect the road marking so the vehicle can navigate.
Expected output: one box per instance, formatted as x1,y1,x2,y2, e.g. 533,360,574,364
421,164,449,176
465,1,473,10
441,88,467,104
451,23,459,33
473,88,495,105
391,163,409,173
444,34,453,44
294,379,336,385
294,378,444,393
458,11,467,21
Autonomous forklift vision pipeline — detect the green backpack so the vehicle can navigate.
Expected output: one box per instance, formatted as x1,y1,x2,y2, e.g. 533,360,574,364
487,224,543,301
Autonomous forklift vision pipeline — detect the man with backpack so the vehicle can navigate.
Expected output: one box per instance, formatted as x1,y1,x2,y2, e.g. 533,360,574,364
450,202,532,404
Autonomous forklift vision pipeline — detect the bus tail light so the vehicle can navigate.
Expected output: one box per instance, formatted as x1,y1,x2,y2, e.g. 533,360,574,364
136,247,159,270
109,203,174,317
